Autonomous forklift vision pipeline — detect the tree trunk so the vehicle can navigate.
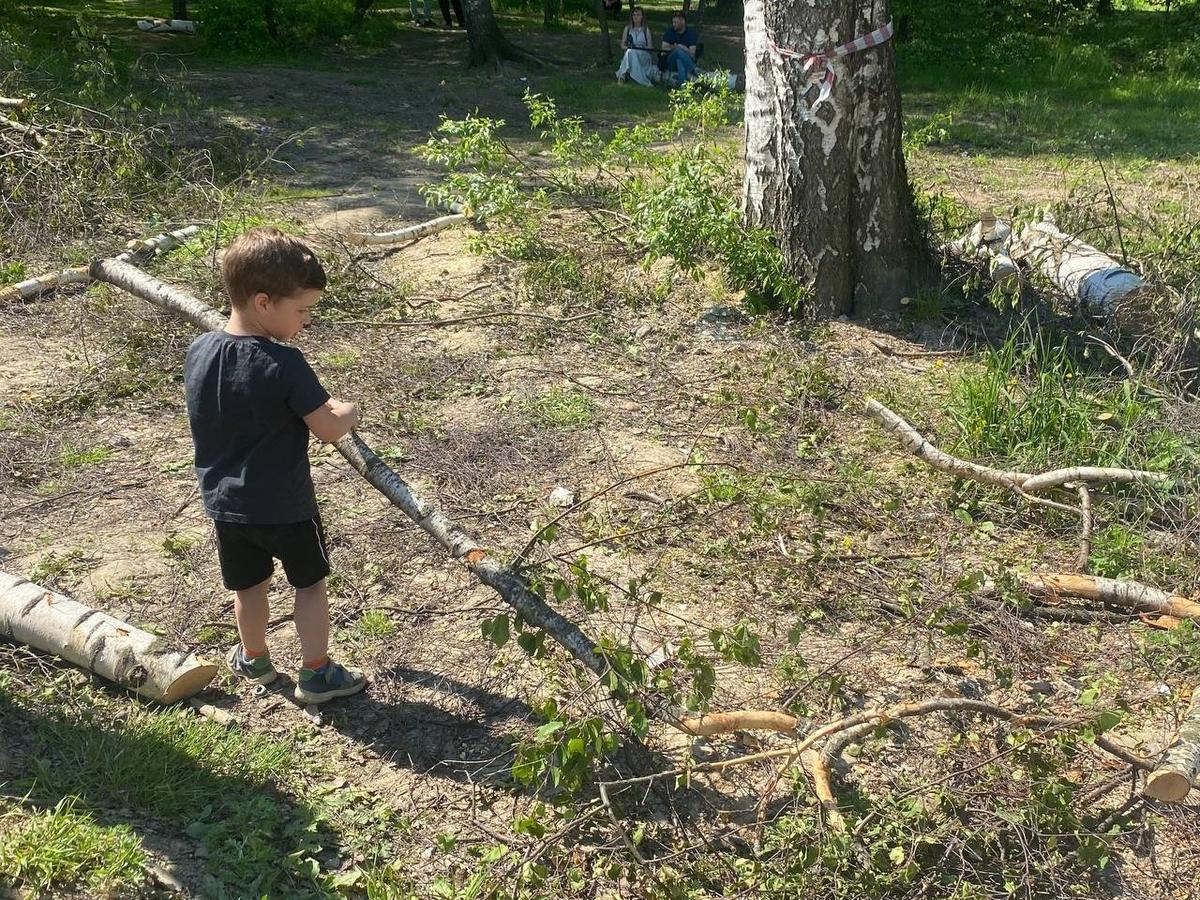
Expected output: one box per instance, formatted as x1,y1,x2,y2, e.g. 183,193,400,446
263,0,279,39
742,0,932,317
354,0,376,26
596,0,612,62
462,0,539,67
172,0,188,18
0,571,216,703
543,0,554,26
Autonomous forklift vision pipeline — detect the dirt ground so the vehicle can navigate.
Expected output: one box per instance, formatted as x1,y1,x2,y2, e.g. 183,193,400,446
3,17,1200,899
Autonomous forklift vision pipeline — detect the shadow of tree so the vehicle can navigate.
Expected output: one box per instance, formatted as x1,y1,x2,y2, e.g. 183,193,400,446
0,686,337,899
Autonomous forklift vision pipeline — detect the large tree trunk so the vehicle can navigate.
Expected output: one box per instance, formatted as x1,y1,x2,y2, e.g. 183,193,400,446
0,571,216,703
596,0,612,62
172,0,188,18
742,0,932,317
462,0,539,67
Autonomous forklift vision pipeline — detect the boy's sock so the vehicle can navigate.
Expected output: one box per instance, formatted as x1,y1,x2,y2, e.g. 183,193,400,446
227,643,278,685
242,646,269,660
302,655,329,672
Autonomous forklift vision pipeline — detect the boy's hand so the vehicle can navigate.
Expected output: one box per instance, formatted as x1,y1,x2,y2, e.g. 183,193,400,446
303,398,359,443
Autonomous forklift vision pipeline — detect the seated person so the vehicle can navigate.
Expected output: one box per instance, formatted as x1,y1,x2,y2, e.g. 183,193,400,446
616,6,657,86
661,11,698,85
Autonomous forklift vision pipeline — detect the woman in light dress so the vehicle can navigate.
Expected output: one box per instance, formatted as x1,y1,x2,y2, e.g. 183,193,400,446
616,7,658,86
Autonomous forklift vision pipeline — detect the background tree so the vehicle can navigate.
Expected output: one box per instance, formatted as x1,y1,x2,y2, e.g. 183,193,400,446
462,0,540,66
742,0,932,316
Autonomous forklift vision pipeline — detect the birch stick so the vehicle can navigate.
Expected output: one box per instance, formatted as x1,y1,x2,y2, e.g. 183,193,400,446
85,260,809,738
344,213,467,247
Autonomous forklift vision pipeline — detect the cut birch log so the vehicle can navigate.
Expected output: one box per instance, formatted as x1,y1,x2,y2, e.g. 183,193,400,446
0,571,216,702
1144,693,1200,801
1018,573,1200,622
86,259,802,739
136,18,197,34
0,97,28,109
945,216,1017,287
0,225,200,306
1010,219,1150,314
343,212,467,247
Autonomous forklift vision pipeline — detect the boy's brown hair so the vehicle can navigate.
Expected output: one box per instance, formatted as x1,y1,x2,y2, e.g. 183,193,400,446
222,227,327,308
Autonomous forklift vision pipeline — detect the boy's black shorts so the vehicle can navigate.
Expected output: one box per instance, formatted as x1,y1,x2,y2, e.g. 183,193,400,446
214,516,330,591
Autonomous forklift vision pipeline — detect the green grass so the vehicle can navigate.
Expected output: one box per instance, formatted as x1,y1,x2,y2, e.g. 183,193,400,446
0,798,147,896
27,548,94,585
944,329,1197,473
898,1,1200,159
526,387,595,428
1,685,331,896
356,609,398,639
58,442,113,468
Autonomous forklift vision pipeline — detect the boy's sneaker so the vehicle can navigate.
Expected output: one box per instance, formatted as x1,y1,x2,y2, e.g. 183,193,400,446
295,660,367,704
227,645,278,685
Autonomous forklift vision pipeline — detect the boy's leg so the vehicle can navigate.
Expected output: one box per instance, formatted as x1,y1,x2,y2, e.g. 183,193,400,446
235,577,272,657
293,578,330,669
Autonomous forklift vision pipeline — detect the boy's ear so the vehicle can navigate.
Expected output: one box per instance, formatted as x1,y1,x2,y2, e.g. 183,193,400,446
252,291,272,311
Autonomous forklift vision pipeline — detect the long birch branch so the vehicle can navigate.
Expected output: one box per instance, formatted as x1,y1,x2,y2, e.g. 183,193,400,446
85,259,801,738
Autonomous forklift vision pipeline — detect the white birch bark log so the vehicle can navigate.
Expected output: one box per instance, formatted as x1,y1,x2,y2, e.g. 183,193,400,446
1145,692,1200,801
136,19,197,34
0,571,216,703
0,97,28,109
1011,220,1149,314
343,213,466,247
0,225,200,306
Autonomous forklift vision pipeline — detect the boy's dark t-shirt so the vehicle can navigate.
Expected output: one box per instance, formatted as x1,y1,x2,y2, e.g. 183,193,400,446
663,26,698,47
185,332,329,525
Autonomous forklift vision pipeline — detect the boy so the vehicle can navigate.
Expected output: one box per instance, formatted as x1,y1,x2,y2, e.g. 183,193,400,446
184,227,366,703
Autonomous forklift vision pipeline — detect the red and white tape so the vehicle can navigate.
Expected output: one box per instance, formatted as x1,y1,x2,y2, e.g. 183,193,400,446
769,20,894,111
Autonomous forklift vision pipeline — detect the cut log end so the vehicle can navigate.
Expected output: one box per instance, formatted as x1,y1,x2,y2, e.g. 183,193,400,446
160,661,220,703
1144,768,1192,802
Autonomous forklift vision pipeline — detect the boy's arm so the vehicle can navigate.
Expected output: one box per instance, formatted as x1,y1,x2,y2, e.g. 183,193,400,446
303,398,359,443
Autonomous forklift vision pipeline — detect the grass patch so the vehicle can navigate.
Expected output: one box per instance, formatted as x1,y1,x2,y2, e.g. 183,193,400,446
526,387,595,428
944,330,1197,473
27,548,94,586
356,609,398,639
58,443,112,469
0,799,147,896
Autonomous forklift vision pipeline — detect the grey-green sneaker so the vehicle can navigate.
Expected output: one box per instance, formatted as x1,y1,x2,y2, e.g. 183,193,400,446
294,660,367,704
227,644,278,685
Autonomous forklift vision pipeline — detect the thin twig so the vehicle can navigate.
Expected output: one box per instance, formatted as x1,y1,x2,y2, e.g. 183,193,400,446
1077,483,1094,573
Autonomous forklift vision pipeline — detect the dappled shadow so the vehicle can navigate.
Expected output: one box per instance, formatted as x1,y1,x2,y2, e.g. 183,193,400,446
0,684,338,898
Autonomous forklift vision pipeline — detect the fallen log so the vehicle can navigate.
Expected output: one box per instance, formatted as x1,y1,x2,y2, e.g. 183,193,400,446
1,225,200,306
1144,692,1200,802
1011,219,1149,315
136,18,197,34
0,113,46,148
0,571,216,702
1019,573,1200,623
946,215,1018,287
86,258,796,738
343,212,467,247
0,97,28,109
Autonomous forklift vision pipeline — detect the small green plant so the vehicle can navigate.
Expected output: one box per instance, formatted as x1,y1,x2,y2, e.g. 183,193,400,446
27,548,93,586
0,260,26,283
0,799,147,895
58,442,112,469
356,609,398,639
320,350,359,370
526,387,594,428
161,533,199,561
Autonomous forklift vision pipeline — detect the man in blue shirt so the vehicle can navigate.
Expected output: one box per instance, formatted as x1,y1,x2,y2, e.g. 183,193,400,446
661,11,698,85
